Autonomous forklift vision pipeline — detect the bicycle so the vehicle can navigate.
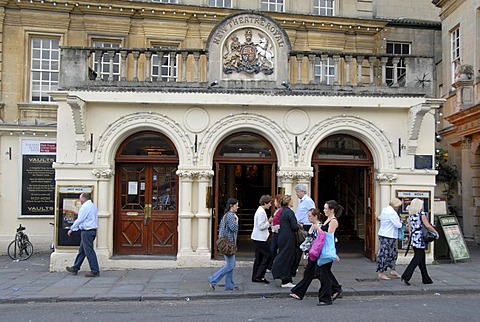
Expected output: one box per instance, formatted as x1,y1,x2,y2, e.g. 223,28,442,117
7,224,34,260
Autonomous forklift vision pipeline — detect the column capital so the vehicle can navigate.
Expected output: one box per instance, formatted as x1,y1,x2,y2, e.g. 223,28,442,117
376,173,398,182
462,136,472,149
92,168,114,179
277,170,313,180
176,169,214,180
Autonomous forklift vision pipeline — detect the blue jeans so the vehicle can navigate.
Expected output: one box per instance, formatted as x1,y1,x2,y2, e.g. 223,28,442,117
72,230,100,274
208,254,236,290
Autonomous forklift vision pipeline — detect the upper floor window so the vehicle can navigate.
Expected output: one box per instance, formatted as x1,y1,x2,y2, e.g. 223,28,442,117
208,0,232,7
314,0,334,16
151,46,178,82
30,37,60,102
92,41,121,81
261,0,284,12
451,26,460,85
314,57,335,84
151,0,178,3
386,42,410,86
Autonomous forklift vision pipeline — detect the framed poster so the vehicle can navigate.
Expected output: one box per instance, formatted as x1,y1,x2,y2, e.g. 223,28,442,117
56,186,93,248
21,140,57,216
396,190,431,250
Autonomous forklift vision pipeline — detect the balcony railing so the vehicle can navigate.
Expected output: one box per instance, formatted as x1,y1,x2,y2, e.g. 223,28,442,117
60,46,435,96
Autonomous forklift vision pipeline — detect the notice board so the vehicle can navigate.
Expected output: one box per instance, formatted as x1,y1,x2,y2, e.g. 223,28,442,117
56,186,93,248
438,216,470,262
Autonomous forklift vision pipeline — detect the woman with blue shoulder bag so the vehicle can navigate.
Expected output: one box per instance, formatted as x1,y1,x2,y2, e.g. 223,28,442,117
315,200,343,306
376,198,404,280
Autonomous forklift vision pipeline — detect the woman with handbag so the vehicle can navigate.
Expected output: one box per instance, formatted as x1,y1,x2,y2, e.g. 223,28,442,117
290,208,324,300
401,198,439,285
316,200,343,306
251,195,273,284
271,194,299,288
376,198,404,280
208,198,240,291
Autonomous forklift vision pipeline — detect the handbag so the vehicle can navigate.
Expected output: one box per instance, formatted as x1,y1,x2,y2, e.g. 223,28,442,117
216,216,237,256
299,235,314,252
317,232,337,266
421,225,437,243
295,224,308,247
398,224,406,241
308,230,326,261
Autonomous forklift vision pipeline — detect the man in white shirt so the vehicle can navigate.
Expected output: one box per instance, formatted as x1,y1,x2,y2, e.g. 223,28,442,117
66,193,100,277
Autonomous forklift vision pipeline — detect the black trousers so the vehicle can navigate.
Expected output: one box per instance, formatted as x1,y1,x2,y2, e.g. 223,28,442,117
291,225,312,277
401,247,433,284
316,262,342,304
252,240,271,281
291,257,316,299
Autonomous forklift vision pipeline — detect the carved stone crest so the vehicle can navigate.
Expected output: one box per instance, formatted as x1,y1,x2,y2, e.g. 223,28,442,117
223,28,274,75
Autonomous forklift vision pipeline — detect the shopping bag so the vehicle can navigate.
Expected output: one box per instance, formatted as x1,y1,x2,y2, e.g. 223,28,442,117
317,232,336,266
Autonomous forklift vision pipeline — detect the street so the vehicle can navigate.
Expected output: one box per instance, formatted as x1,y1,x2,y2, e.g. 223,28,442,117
1,294,478,322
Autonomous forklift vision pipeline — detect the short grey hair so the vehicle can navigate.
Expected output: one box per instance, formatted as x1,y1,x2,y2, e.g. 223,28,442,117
294,184,307,193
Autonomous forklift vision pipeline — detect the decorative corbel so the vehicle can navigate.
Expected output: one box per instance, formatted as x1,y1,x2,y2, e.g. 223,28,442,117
67,95,87,150
407,103,431,154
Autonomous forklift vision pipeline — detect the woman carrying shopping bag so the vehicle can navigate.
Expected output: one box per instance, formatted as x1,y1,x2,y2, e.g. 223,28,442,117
315,200,343,306
290,208,325,300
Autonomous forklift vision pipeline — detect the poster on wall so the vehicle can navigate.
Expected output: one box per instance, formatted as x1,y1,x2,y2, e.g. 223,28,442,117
21,140,56,216
396,190,431,250
56,186,93,248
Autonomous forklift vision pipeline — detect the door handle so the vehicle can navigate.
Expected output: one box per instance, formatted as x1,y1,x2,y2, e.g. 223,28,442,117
144,204,152,226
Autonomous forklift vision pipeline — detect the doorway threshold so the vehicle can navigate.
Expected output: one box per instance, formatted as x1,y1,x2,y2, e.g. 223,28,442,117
111,255,177,261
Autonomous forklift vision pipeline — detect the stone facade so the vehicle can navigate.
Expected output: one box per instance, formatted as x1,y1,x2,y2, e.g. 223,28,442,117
0,0,444,269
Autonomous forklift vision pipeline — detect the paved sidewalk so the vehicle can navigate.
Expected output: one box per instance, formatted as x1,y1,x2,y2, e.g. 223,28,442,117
1,245,480,303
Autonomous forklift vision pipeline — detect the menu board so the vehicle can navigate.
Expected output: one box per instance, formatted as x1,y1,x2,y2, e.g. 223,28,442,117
438,216,470,262
21,140,56,216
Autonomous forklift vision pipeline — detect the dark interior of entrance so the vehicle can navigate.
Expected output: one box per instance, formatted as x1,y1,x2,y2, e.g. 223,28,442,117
317,165,366,256
216,163,273,256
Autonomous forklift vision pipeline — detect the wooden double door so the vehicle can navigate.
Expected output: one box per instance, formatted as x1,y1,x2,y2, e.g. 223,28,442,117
114,163,178,255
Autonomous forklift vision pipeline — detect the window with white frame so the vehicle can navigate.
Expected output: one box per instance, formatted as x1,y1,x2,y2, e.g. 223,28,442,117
30,37,60,102
451,26,460,85
314,57,335,84
261,0,284,12
151,46,177,82
314,0,334,16
208,0,232,7
92,41,121,81
386,42,410,86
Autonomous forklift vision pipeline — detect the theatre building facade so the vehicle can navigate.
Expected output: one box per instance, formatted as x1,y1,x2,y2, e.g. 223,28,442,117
0,1,443,269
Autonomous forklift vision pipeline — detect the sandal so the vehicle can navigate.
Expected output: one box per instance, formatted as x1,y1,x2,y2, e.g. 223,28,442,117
290,293,301,300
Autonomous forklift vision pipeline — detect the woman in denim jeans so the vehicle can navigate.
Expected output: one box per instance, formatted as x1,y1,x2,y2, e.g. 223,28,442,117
208,198,240,291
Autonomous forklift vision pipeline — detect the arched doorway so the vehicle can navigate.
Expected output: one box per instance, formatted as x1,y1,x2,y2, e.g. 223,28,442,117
213,132,277,257
312,134,375,260
114,131,179,256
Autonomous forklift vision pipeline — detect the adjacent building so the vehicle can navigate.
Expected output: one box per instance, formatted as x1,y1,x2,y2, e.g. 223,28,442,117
0,0,443,270
433,0,480,244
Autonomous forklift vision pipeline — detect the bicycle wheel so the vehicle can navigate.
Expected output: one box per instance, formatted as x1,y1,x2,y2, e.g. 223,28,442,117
7,240,33,260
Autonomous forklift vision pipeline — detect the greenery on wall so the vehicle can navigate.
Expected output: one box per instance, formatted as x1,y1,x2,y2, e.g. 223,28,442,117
435,148,458,216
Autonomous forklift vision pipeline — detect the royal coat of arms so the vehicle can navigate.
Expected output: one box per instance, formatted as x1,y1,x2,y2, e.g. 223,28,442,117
223,28,275,75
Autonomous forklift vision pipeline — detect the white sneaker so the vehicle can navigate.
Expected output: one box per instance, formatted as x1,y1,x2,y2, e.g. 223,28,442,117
281,282,296,288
